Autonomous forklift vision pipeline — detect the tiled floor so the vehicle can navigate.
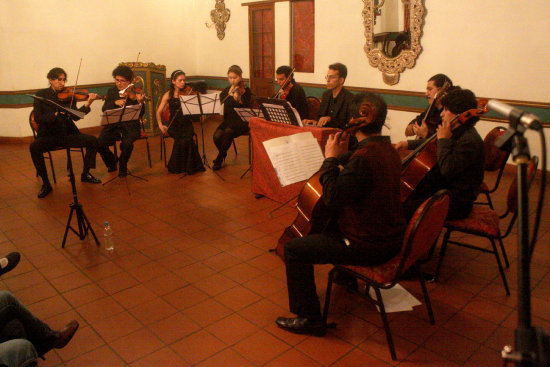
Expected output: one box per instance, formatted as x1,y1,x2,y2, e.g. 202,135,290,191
1,118,549,366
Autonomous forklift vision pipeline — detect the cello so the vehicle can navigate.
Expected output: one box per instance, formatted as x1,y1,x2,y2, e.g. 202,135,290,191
400,100,489,202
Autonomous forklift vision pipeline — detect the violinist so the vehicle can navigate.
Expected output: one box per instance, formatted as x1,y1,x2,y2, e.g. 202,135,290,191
302,63,354,129
276,93,406,336
396,87,485,220
212,65,252,170
97,65,145,177
155,70,204,174
274,65,308,120
405,74,453,139
30,67,102,199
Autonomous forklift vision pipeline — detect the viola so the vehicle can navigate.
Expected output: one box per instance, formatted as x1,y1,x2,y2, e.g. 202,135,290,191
279,81,293,100
120,85,151,102
57,88,106,102
400,101,489,202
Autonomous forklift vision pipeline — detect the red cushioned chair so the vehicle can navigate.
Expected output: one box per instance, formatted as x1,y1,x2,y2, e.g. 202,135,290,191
435,156,539,296
476,127,510,208
306,96,321,121
29,111,84,184
322,189,450,360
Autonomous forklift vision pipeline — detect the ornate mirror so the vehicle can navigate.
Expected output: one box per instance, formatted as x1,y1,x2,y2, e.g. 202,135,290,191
363,0,425,85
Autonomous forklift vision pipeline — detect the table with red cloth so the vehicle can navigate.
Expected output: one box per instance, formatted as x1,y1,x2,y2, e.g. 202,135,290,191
249,117,342,204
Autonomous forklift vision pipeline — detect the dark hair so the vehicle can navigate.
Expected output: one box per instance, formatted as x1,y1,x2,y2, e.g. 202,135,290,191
227,65,243,76
47,67,66,80
428,74,452,89
276,65,294,81
112,65,134,82
169,70,186,95
352,92,387,134
440,86,480,125
329,62,347,80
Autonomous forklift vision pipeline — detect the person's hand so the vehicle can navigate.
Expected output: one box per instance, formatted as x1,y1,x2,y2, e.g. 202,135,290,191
414,122,429,138
325,131,347,158
318,116,331,127
115,99,126,107
302,119,315,125
136,93,145,103
159,125,168,135
394,140,409,151
437,120,452,140
85,93,98,107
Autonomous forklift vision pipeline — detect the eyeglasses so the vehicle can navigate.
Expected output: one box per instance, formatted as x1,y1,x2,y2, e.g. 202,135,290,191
325,75,339,81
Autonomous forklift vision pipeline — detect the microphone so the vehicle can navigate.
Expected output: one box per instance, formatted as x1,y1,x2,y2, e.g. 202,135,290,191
487,99,542,131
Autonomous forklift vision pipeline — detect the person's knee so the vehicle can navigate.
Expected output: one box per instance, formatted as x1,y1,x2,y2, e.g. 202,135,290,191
0,290,16,305
0,339,38,367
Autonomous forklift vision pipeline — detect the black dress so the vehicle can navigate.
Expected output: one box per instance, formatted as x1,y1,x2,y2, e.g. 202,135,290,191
166,96,205,174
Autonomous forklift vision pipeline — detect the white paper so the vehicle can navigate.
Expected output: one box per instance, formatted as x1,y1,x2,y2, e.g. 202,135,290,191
368,283,422,313
262,132,324,186
101,104,142,125
180,93,221,115
234,108,264,122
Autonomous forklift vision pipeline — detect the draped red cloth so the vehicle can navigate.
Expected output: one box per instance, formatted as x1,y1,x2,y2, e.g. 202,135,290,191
249,117,341,204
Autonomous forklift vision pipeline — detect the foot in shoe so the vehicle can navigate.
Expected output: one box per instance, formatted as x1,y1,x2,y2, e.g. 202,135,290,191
107,164,117,173
212,161,222,171
54,320,79,349
37,184,52,198
118,169,128,178
275,316,326,336
81,173,101,184
0,252,20,276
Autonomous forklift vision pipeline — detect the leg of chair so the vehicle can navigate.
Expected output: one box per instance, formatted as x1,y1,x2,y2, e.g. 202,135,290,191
434,229,451,282
145,138,152,168
322,268,337,325
232,139,237,155
160,135,164,161
490,238,510,295
47,152,56,184
415,265,435,324
80,147,84,161
373,286,397,361
497,237,510,268
485,193,494,210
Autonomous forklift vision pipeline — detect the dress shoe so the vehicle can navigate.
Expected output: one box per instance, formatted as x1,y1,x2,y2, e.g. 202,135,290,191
37,184,52,199
275,317,326,336
107,164,117,173
0,252,20,276
118,168,128,178
81,173,101,184
54,320,79,349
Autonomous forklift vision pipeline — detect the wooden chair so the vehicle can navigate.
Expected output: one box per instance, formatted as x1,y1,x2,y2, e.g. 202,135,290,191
306,96,321,120
476,127,511,208
435,156,539,295
29,111,84,184
322,190,450,360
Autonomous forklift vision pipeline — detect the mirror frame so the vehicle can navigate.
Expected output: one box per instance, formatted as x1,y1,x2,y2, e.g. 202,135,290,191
363,0,425,85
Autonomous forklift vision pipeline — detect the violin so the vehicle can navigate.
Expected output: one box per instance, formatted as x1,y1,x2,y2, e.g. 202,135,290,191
160,84,196,124
220,80,245,104
273,68,296,99
119,84,151,102
400,100,489,202
57,88,105,102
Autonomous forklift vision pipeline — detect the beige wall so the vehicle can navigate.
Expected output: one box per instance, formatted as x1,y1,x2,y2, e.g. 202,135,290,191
1,0,549,161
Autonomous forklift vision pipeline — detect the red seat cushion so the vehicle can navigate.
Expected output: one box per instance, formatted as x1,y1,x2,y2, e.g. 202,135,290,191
445,206,500,237
343,258,402,285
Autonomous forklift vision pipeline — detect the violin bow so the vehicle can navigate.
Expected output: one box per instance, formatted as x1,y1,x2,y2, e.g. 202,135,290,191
273,68,295,98
69,58,83,108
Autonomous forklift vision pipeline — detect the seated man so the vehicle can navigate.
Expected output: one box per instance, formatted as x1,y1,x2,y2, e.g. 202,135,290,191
274,65,308,120
302,63,354,129
405,73,452,139
276,92,406,336
30,67,101,199
396,86,485,220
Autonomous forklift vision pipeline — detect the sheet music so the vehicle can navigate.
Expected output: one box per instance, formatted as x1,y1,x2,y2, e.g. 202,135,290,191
234,108,264,122
263,132,324,186
180,93,221,115
101,104,142,125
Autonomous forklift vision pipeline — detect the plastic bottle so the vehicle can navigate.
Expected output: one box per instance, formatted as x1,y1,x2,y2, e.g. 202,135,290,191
103,222,114,252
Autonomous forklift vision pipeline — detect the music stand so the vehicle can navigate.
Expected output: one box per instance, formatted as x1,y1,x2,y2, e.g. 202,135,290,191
101,104,148,188
26,94,100,248
256,97,302,126
234,107,263,179
180,92,222,178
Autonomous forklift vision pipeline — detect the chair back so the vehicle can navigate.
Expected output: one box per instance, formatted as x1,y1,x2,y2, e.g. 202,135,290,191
506,156,539,214
484,127,510,171
306,96,320,120
29,111,39,138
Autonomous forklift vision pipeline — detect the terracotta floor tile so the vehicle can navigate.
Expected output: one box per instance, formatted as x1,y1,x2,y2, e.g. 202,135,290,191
331,348,392,367
147,312,201,344
462,298,514,325
173,262,217,284
129,297,178,325
193,273,239,296
296,333,354,366
358,329,417,363
233,329,290,365
112,284,157,309
76,296,125,324
181,298,233,327
126,261,171,282
196,348,256,367
202,251,242,272
110,327,164,363
91,311,143,342
205,313,260,345
130,347,190,367
399,347,461,366
65,345,126,367
221,262,264,284
63,283,107,308
26,295,73,320
49,271,92,293
422,328,479,364
163,284,210,310
214,284,262,311
443,310,499,343
143,272,188,296
96,271,139,295
56,326,105,362
171,329,227,365
264,348,325,367
14,281,58,305
464,345,502,367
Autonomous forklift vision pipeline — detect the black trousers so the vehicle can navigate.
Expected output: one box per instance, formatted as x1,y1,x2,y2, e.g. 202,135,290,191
29,133,98,181
97,121,140,170
284,233,397,320
213,126,235,158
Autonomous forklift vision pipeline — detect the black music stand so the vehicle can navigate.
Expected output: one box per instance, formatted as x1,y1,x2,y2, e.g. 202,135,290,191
101,104,148,189
180,92,222,178
256,97,302,126
26,94,100,248
234,107,263,179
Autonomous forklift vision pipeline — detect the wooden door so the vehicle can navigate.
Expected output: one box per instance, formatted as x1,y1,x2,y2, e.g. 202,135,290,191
248,3,275,98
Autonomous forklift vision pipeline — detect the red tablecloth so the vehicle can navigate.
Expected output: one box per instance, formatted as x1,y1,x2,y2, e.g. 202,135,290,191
250,117,341,204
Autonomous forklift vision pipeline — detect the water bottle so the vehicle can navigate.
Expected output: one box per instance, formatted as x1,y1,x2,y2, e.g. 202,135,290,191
103,222,114,252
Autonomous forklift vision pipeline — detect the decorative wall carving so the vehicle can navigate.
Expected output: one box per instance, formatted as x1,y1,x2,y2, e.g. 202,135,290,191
210,0,231,40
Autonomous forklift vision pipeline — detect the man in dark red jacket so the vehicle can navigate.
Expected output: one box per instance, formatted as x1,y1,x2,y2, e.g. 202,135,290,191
276,92,406,336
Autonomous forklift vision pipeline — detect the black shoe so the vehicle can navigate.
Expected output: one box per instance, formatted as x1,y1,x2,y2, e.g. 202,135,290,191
275,317,326,337
54,320,79,349
0,252,20,276
107,164,117,173
81,173,101,184
37,184,52,199
118,168,128,178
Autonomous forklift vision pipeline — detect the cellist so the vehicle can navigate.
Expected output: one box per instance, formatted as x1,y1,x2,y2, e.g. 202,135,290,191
275,92,406,336
274,65,308,120
396,87,485,220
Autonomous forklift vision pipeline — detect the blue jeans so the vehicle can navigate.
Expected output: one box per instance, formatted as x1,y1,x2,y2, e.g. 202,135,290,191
0,292,57,358
0,339,37,367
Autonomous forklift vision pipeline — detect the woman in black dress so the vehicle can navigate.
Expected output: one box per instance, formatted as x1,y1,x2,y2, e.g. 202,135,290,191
212,65,252,170
156,70,204,174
